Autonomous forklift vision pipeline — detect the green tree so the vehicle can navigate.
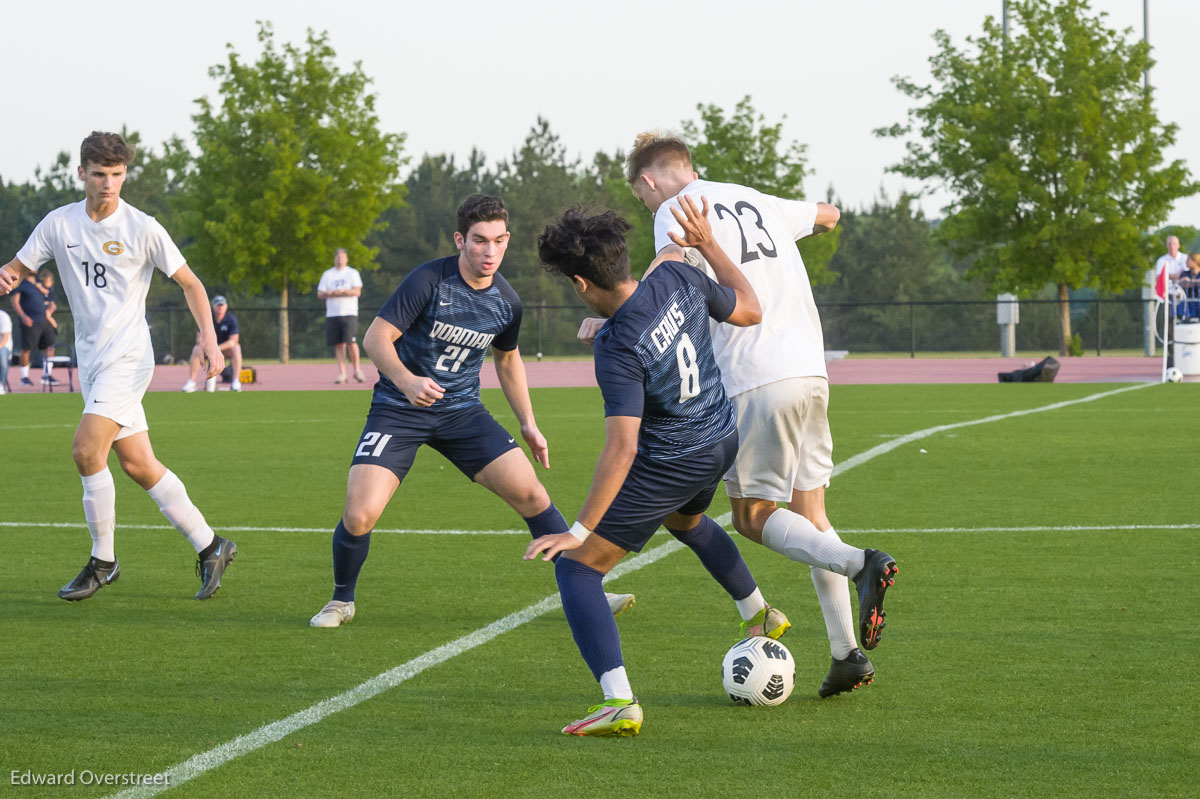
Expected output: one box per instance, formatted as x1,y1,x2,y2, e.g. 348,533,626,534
681,96,838,284
878,0,1197,354
179,22,406,361
365,152,489,308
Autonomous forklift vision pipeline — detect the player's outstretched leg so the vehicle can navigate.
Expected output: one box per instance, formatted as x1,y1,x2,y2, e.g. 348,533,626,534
522,502,636,619
667,515,790,640
556,556,641,737
143,467,236,600
311,521,367,627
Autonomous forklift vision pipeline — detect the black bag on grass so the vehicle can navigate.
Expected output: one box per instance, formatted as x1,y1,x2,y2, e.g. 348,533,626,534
999,356,1060,383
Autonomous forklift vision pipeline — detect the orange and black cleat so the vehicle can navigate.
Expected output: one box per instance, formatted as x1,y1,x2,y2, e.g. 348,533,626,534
818,648,875,698
853,549,898,650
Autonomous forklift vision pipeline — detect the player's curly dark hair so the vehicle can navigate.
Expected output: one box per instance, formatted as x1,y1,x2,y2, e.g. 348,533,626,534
80,131,135,168
538,207,633,291
456,194,508,237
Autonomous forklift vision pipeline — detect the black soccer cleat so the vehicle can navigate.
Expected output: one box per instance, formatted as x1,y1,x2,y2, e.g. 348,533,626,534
818,648,875,698
20,376,33,386
58,557,120,601
195,536,237,600
853,548,898,650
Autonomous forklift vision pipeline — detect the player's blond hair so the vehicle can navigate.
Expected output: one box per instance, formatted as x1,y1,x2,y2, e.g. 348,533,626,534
625,131,692,187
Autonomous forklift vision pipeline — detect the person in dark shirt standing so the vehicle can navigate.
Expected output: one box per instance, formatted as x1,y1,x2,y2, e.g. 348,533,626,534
12,271,59,386
309,194,633,628
526,197,784,737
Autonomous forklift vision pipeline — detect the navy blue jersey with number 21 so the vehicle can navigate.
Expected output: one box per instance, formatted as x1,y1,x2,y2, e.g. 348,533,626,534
373,256,522,411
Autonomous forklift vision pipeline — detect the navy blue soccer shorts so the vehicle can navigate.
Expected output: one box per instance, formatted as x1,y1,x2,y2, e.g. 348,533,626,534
350,401,520,482
593,430,739,553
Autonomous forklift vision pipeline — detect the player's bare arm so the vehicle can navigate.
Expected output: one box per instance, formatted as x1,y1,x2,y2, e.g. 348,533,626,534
173,265,225,378
808,202,841,236
524,415,640,562
0,258,32,297
668,195,762,326
362,316,445,407
493,346,550,469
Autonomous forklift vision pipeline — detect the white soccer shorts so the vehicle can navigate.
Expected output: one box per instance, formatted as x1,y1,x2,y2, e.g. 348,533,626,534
80,366,154,440
724,376,834,502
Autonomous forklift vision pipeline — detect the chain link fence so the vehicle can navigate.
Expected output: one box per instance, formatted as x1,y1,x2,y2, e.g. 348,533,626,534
41,298,1155,364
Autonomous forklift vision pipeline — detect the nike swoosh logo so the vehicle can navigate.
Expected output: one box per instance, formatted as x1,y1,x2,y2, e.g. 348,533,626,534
67,244,80,249
439,301,452,306
93,399,106,404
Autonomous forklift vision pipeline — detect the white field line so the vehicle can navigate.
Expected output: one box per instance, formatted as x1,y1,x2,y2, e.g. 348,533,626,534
831,383,1151,478
107,381,1153,798
6,520,1196,536
109,539,686,799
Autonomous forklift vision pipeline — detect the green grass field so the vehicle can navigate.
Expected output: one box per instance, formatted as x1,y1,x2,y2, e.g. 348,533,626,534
1,382,1197,798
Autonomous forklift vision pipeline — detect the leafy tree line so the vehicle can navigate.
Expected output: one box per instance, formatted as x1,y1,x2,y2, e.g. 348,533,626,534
4,4,1194,360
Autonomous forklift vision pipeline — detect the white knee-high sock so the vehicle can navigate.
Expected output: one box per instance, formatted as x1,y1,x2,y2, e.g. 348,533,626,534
147,470,216,553
734,587,767,621
761,508,865,576
599,666,634,701
81,468,116,561
810,533,858,659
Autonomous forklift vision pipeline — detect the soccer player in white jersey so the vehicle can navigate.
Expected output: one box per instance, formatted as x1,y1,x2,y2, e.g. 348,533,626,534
618,132,899,697
0,131,238,602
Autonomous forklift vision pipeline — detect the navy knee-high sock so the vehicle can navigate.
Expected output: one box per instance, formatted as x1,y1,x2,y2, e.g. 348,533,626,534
331,521,371,602
525,502,568,562
669,515,757,601
555,557,623,681
524,502,568,537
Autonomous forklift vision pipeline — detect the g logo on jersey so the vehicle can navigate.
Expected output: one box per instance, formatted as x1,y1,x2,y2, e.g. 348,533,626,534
103,241,125,256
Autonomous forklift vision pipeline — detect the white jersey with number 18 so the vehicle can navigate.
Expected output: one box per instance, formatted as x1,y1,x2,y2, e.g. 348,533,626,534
16,199,185,381
654,178,826,397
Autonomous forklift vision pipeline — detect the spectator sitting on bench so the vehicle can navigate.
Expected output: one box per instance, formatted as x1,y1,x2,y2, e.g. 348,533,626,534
182,295,242,392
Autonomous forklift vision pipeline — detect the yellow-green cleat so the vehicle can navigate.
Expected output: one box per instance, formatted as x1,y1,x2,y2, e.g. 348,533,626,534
606,592,636,617
562,698,642,737
739,605,791,641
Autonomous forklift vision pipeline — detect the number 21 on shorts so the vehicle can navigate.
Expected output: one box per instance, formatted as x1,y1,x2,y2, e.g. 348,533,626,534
356,431,393,458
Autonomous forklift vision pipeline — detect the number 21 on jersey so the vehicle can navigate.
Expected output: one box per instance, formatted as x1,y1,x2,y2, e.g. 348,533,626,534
435,345,471,373
356,431,393,458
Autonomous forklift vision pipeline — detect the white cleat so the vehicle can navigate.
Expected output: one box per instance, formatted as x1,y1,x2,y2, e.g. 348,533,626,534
181,380,198,393
310,600,356,628
606,592,636,617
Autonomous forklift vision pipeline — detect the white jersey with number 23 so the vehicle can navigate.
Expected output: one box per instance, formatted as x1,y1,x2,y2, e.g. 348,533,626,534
654,179,826,398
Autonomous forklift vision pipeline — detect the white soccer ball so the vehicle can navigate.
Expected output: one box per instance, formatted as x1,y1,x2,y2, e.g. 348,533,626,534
721,636,795,706
1166,367,1183,383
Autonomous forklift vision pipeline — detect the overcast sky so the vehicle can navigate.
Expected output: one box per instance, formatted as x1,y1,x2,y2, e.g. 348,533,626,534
4,0,1197,228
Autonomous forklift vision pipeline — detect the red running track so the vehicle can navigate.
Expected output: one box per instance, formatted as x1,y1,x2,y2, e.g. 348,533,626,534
8,356,1164,396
